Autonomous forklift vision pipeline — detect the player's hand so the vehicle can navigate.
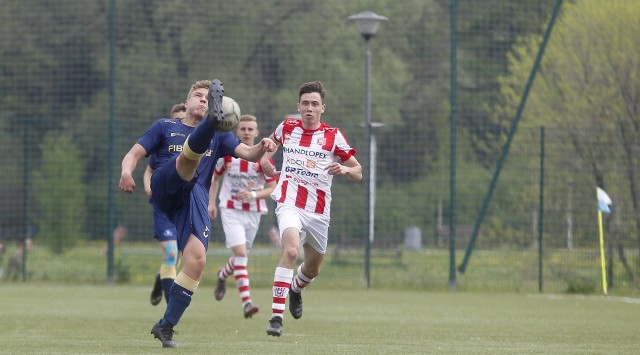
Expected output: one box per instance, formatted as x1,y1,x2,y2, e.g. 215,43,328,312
261,159,279,178
119,172,136,193
208,203,218,219
259,137,277,152
237,189,253,202
325,162,347,176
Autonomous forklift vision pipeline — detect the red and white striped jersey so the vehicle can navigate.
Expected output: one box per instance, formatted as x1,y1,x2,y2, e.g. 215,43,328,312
214,156,277,214
270,118,356,217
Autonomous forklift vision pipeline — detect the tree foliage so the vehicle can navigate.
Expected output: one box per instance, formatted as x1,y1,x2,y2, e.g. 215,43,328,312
0,0,564,245
33,132,87,254
495,0,640,252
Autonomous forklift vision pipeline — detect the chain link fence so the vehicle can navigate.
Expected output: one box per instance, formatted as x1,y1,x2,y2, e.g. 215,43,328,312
1,0,638,295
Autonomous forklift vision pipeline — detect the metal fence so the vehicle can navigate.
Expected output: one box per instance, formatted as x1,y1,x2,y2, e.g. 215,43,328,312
1,0,638,295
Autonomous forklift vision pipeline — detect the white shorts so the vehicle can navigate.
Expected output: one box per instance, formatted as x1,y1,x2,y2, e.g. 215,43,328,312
275,204,330,254
220,208,261,249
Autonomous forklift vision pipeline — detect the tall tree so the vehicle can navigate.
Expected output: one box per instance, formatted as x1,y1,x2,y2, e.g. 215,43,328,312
33,132,87,254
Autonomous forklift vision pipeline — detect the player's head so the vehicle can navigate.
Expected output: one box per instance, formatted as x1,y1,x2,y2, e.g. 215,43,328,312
170,103,186,119
187,80,211,100
236,114,259,145
297,81,326,123
184,80,211,119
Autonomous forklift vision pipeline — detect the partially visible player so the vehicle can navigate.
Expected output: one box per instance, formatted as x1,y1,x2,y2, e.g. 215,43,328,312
119,79,276,348
169,103,187,120
260,81,362,337
145,102,187,306
208,114,277,319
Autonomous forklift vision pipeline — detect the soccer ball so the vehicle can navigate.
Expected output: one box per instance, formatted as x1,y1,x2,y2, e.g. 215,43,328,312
217,96,241,132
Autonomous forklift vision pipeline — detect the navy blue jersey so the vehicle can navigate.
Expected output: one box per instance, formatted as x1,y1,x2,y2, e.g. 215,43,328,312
194,131,240,190
137,118,194,170
148,155,158,170
151,131,240,251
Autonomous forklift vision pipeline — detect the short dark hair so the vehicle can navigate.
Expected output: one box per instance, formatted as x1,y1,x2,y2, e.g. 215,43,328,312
298,81,325,101
170,103,186,117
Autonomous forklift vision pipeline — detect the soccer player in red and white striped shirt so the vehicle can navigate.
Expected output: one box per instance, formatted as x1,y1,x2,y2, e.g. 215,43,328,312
208,115,277,319
261,81,362,337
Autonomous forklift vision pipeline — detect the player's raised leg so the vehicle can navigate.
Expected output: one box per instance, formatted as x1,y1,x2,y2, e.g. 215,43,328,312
177,79,225,180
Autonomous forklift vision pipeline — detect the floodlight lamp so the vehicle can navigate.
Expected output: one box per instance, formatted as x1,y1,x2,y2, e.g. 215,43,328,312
347,11,388,40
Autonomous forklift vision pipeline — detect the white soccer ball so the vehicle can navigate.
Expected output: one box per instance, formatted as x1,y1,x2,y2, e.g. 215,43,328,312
218,96,241,132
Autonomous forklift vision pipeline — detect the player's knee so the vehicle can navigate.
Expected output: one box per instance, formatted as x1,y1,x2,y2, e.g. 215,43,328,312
164,241,178,266
188,250,207,271
282,245,299,263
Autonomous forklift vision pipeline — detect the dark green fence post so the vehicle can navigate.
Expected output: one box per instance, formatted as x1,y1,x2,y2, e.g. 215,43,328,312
448,0,459,291
538,126,545,292
22,119,29,281
458,0,564,273
106,0,117,285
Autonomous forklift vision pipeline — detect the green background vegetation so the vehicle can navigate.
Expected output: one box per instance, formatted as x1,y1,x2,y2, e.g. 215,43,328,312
0,0,639,294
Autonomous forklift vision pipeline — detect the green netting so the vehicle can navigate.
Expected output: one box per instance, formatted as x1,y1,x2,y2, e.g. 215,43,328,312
0,0,638,295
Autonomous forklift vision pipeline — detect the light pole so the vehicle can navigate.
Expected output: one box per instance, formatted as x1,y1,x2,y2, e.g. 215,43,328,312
348,10,387,288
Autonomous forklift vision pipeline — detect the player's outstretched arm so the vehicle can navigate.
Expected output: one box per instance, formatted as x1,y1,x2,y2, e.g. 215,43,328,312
259,133,280,178
235,137,277,163
119,144,147,194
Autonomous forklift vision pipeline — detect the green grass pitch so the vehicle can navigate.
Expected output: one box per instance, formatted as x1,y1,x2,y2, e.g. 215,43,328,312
2,284,639,354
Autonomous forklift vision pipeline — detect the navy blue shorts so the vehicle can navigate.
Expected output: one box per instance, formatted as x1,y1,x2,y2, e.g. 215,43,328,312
150,200,177,242
151,157,211,251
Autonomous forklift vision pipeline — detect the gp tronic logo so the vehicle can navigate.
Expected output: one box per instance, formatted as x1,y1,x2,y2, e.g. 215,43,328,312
284,166,319,178
274,287,287,297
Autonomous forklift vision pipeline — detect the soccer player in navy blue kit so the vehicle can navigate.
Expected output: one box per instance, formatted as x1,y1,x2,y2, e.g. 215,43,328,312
119,79,276,348
144,103,186,307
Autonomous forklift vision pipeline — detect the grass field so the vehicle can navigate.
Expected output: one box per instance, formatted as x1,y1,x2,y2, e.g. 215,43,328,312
2,284,639,354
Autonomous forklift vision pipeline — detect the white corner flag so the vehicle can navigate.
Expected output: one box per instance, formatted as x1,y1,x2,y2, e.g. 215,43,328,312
596,187,612,214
